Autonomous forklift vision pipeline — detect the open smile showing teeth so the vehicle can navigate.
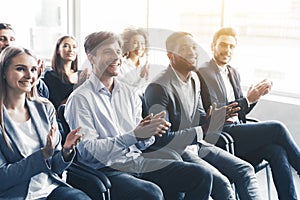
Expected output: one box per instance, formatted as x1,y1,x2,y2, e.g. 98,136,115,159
20,81,32,87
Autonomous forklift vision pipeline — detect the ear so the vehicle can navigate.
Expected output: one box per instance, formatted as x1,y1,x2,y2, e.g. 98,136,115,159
87,53,96,65
167,52,173,61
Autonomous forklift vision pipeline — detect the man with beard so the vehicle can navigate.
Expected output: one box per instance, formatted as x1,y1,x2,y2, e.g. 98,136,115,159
144,31,262,200
197,27,300,199
65,31,214,200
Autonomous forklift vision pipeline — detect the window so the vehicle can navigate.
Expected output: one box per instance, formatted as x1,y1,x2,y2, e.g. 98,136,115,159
0,0,68,64
2,0,300,98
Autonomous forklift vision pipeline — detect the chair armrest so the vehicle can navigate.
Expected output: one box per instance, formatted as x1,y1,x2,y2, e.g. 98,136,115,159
205,132,233,152
72,162,112,189
246,117,260,123
67,165,108,199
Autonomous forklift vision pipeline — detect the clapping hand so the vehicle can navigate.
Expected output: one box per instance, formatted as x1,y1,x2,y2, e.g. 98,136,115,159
247,79,272,104
42,125,57,160
63,127,83,151
140,60,150,80
134,111,171,140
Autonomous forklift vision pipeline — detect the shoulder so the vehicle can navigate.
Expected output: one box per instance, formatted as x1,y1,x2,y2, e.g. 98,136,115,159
43,70,59,83
151,67,171,86
44,70,57,77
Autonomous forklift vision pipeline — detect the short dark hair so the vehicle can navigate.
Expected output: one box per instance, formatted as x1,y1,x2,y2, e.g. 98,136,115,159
165,32,193,53
0,23,14,32
212,27,237,45
84,31,122,55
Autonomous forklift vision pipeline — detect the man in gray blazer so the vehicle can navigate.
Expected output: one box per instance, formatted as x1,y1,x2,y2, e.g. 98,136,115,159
144,31,262,200
197,27,300,199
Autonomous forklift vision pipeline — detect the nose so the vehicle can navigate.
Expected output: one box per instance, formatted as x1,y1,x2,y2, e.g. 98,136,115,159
4,38,14,47
24,69,36,80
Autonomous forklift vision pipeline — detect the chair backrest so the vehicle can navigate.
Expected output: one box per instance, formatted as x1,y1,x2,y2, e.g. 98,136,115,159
57,104,70,144
56,104,112,200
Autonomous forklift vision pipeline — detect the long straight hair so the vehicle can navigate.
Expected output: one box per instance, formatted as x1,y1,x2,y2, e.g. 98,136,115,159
51,35,78,84
0,46,38,150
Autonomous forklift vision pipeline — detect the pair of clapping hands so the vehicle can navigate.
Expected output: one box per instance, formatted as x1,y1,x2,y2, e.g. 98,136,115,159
133,102,240,140
42,126,83,161
134,111,171,140
205,102,240,133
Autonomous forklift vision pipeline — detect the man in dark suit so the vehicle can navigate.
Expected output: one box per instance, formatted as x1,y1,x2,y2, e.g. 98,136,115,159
144,31,262,200
197,27,300,199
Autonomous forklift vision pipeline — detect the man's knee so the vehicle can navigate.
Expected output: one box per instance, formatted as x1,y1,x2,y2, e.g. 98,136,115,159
237,160,256,179
190,164,213,188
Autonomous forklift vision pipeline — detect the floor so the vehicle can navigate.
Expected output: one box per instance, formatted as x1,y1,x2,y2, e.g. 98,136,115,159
256,167,300,199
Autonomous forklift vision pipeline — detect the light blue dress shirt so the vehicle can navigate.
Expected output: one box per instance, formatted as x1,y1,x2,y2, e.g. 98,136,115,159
65,72,154,169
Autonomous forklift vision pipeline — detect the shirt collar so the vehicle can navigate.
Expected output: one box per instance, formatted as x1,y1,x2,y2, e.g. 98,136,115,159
90,72,120,93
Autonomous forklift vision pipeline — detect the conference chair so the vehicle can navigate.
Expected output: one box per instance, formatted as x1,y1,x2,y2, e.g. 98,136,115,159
57,104,111,200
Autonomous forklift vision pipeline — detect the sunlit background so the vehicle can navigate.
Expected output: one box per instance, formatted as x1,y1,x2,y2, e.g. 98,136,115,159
2,0,300,99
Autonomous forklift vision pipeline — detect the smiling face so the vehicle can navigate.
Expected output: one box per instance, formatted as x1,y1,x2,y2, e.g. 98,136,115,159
57,37,77,62
169,35,199,73
4,53,38,95
212,35,236,67
129,34,146,57
90,41,122,79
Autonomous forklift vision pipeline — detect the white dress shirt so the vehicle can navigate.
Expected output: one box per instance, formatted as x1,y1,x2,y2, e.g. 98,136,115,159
65,72,154,169
218,65,239,122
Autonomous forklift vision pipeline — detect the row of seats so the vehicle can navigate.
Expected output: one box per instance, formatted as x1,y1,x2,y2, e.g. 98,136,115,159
57,104,271,200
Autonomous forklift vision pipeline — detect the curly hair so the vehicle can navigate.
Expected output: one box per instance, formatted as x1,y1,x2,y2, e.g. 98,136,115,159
121,26,149,57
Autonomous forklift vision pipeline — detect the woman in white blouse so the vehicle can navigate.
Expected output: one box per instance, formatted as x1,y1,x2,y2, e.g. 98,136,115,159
119,27,150,93
0,46,90,200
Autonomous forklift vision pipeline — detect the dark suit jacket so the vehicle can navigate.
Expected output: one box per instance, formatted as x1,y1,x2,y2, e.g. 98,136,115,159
144,66,207,153
197,59,256,123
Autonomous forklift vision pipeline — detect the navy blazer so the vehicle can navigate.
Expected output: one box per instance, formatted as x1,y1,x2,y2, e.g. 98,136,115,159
197,59,256,123
144,66,207,153
0,99,74,199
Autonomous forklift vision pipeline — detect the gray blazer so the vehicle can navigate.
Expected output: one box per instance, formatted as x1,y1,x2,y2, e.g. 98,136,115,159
144,66,206,153
0,99,73,199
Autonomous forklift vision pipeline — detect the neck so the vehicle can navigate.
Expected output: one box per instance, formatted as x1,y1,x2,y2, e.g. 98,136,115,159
213,58,226,68
128,54,139,67
63,61,74,75
5,92,26,110
100,76,114,93
172,63,191,82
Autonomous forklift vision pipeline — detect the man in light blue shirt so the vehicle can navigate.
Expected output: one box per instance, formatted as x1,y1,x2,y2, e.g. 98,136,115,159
65,31,213,199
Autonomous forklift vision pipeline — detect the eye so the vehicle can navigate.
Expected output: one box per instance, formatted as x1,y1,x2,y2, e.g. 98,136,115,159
16,67,25,71
0,36,7,42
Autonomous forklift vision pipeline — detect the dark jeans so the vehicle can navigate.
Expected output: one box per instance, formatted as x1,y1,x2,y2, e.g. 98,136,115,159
183,143,261,200
102,156,213,200
47,186,91,200
223,120,300,200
